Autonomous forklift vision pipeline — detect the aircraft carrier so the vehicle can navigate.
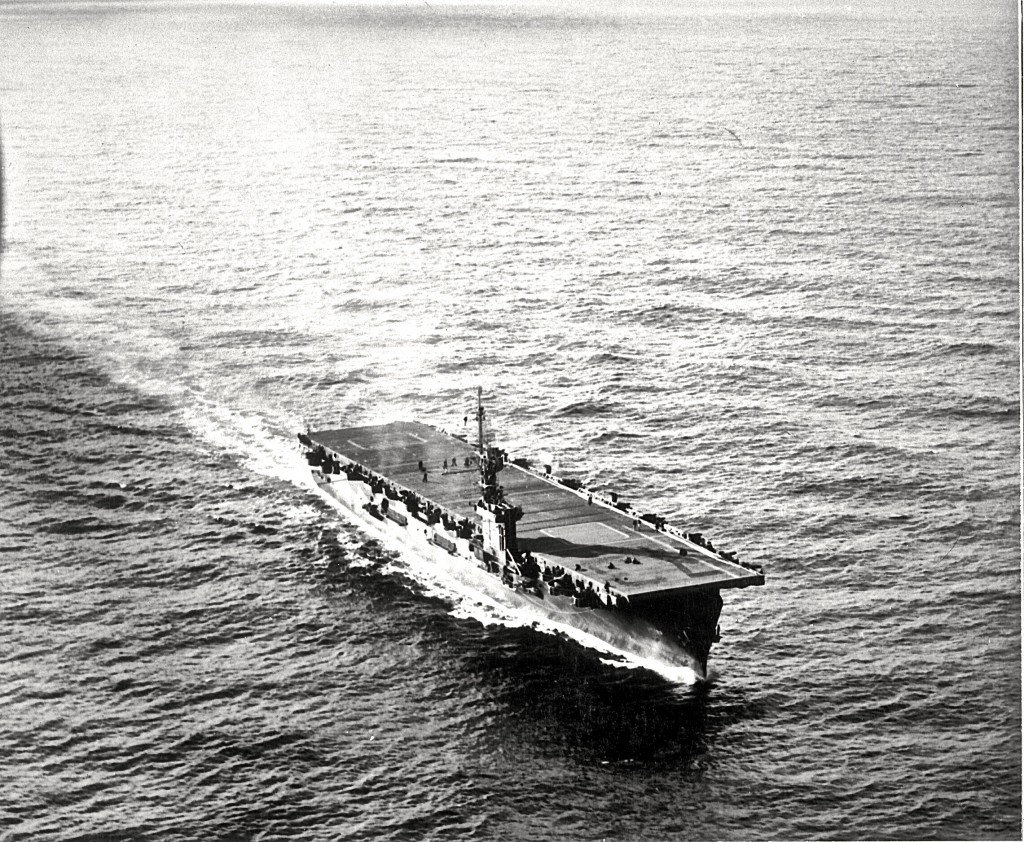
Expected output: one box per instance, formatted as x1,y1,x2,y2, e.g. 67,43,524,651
299,392,764,680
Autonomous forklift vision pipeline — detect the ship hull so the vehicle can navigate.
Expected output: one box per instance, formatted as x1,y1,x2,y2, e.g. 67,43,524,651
308,471,712,681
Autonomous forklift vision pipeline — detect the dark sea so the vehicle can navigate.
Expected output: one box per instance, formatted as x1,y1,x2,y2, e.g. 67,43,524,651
0,1,1019,839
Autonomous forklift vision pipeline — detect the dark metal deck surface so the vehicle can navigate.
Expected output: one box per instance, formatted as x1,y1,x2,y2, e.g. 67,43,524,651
309,421,762,598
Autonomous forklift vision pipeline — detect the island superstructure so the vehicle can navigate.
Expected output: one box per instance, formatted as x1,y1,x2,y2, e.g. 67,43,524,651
299,391,764,679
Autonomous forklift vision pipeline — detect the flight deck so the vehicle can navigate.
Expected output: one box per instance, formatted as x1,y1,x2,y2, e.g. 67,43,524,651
307,421,763,600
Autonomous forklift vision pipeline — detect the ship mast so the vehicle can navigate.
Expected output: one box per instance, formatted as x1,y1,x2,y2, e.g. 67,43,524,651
477,386,499,505
476,385,486,456
473,387,523,563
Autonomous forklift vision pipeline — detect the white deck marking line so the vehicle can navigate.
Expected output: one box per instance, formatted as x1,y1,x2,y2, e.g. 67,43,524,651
640,532,680,552
407,433,427,442
346,439,367,450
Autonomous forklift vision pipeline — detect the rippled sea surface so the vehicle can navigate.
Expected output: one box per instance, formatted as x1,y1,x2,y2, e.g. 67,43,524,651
0,1,1019,839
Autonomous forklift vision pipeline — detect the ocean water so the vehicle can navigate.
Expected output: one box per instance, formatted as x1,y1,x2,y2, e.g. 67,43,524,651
0,1,1019,839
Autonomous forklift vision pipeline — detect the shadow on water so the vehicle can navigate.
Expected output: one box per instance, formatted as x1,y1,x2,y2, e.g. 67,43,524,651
302,526,762,772
464,625,753,770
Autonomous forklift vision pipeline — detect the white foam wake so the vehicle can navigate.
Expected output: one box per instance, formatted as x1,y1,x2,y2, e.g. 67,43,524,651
178,397,311,490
